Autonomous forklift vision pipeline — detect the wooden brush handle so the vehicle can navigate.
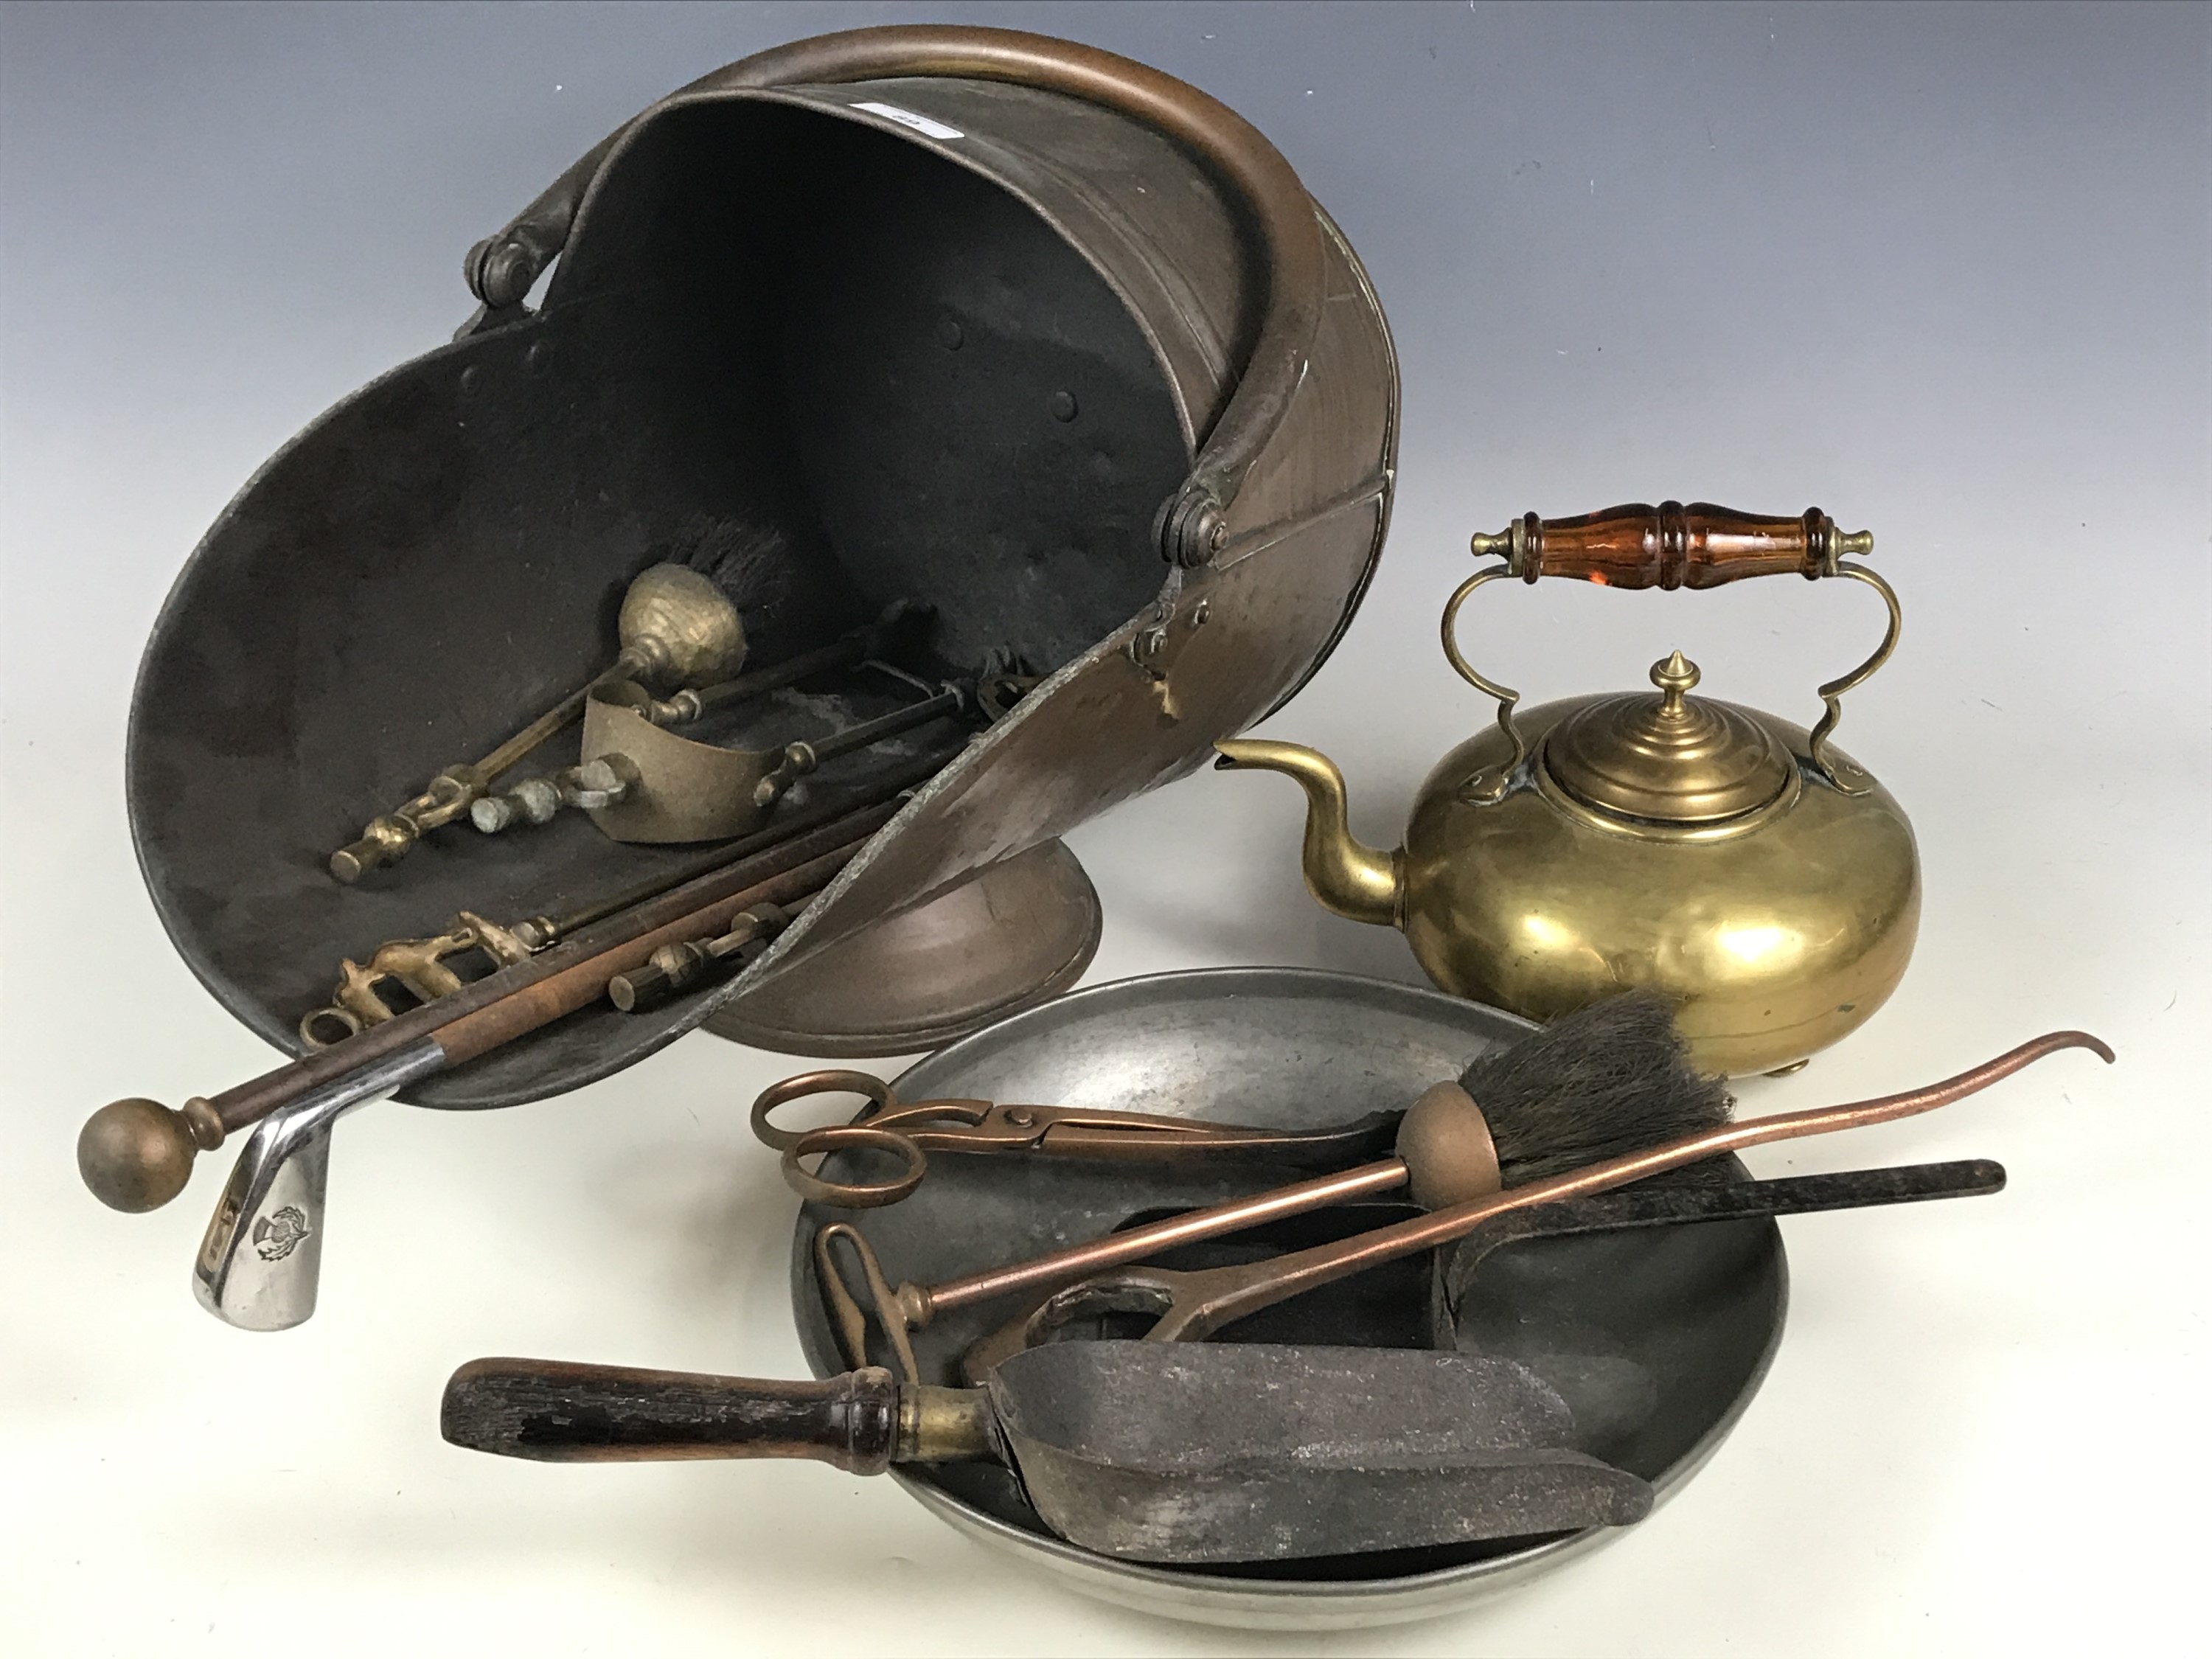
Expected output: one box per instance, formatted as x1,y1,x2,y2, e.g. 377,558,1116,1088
441,1357,900,1472
1472,502,1872,589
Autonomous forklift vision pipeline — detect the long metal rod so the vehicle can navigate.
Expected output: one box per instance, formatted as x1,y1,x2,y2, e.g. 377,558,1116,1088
1436,1158,2008,1324
189,869,844,1332
806,688,963,765
475,681,597,779
909,1032,2108,1336
922,1159,1409,1318
540,747,956,939
431,855,853,1068
299,750,954,1050
79,759,953,1216
1138,1031,2111,1342
217,811,899,1136
685,632,879,717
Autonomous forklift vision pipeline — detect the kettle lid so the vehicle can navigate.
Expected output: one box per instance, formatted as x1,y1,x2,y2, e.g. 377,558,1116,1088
1544,652,1794,824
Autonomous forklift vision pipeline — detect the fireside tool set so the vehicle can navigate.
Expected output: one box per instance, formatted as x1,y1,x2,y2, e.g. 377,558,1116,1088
74,21,2108,1620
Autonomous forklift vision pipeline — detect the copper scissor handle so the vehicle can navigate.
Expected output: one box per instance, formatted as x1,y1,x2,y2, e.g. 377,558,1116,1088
751,1070,959,1208
751,1068,1399,1209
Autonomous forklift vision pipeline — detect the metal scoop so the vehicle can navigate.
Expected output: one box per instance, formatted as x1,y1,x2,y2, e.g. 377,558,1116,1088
440,1340,1652,1565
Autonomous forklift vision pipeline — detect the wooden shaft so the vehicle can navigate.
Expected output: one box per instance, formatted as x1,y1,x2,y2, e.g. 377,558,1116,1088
1502,501,1860,589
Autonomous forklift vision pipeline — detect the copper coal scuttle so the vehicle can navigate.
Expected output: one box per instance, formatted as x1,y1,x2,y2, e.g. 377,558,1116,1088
84,27,1395,1302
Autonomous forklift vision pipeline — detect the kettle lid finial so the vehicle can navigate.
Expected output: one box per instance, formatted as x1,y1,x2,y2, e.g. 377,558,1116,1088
1544,653,1793,824
1651,650,1700,714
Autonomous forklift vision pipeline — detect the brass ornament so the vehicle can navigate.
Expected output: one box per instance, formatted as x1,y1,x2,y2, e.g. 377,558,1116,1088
298,911,537,1048
293,757,955,1051
473,662,1034,846
326,563,748,883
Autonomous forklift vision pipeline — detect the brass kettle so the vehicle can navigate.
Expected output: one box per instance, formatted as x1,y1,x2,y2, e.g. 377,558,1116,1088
1218,501,1920,1076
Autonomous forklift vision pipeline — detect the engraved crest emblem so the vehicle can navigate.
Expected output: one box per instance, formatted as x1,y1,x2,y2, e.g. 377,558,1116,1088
252,1206,311,1262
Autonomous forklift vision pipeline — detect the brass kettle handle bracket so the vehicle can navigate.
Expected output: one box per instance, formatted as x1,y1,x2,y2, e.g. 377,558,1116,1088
1444,503,1893,799
1806,562,1902,795
1439,567,1526,804
460,24,1326,572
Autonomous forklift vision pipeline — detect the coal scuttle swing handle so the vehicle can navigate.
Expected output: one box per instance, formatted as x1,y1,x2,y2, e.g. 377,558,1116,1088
462,24,1326,568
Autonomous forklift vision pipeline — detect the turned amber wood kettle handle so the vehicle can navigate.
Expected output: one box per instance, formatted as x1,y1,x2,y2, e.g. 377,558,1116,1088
1468,501,1874,588
1444,502,1897,801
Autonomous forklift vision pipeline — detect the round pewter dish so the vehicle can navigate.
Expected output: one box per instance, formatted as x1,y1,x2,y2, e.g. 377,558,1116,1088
789,967,1787,1630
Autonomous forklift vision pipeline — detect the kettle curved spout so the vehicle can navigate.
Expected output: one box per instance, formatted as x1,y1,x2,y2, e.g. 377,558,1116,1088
1214,740,1402,928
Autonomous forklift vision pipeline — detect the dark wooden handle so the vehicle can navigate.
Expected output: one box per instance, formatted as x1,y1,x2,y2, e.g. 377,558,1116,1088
440,1357,900,1472
1478,502,1870,590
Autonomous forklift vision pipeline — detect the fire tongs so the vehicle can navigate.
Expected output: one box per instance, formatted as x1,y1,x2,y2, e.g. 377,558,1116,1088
967,1033,2110,1368
806,1031,2110,1384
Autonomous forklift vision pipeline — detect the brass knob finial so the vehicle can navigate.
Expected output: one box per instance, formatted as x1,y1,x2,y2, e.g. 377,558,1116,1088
1650,650,1700,714
1467,515,1531,574
78,1098,204,1211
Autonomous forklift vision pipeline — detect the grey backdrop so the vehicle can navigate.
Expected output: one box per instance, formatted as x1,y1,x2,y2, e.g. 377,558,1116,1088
4,4,2206,1656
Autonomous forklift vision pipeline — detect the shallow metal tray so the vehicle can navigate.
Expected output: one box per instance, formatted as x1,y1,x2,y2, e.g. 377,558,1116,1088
790,967,1786,1629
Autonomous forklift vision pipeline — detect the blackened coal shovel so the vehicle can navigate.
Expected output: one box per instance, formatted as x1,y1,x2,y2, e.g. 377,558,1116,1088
440,1340,1652,1564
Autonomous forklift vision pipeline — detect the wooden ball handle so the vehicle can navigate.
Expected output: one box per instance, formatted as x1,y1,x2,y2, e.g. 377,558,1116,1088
440,1357,900,1472
1470,502,1874,590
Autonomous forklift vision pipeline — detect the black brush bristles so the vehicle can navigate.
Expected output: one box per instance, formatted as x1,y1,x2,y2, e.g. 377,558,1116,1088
1458,992,1734,1186
667,514,791,623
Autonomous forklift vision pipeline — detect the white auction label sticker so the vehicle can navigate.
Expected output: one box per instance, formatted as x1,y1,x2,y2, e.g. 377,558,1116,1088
849,101,964,142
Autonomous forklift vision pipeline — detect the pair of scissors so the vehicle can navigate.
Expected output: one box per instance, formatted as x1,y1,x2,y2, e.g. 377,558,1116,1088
751,1069,1402,1208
